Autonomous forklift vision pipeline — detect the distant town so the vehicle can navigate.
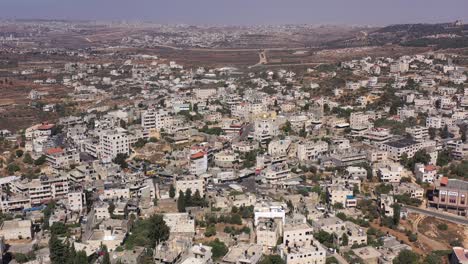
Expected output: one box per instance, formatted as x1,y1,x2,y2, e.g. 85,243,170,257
0,19,467,264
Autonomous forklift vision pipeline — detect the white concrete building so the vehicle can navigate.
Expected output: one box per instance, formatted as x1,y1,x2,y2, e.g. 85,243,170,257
67,191,86,213
99,129,130,162
254,202,286,226
296,141,328,161
141,109,173,131
175,176,205,198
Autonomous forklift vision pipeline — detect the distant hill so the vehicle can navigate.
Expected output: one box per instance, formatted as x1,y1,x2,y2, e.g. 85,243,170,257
325,21,468,50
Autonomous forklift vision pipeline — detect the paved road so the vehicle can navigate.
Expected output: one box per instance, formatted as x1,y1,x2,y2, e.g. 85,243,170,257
404,205,468,226
152,44,318,52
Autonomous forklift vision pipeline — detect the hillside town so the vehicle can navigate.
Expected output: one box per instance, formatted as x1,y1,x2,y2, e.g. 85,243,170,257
0,23,468,264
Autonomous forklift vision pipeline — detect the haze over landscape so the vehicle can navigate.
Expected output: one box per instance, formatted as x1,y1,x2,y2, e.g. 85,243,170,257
1,0,468,25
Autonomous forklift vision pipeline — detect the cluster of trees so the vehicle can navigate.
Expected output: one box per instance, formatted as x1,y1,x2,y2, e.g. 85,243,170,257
42,201,56,229
357,200,380,221
448,160,468,178
400,150,431,170
202,212,243,226
366,228,385,248
242,150,258,168
223,225,250,235
436,149,451,167
313,230,336,249
394,194,422,207
113,153,128,169
231,205,255,218
373,118,416,135
177,189,208,212
49,235,88,264
199,125,224,136
206,239,228,259
259,255,285,264
336,212,370,228
124,214,170,249
375,183,393,195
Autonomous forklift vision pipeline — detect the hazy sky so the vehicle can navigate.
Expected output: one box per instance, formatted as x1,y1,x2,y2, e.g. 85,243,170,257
1,0,468,26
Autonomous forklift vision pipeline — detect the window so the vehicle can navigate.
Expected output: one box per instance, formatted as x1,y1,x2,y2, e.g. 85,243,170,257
449,196,457,204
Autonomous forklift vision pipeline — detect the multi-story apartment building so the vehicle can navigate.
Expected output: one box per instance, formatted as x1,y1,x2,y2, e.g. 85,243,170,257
350,112,371,131
256,219,281,252
253,119,278,144
141,109,173,131
426,116,443,129
428,177,468,216
362,128,393,142
279,240,326,264
379,194,394,217
260,162,291,183
175,176,205,198
283,222,314,245
190,150,208,175
268,139,291,157
11,176,69,206
67,191,86,213
327,185,356,208
214,151,239,168
379,138,423,161
45,147,80,169
254,202,286,226
377,162,403,183
414,163,437,183
99,129,130,162
406,126,429,140
296,141,328,161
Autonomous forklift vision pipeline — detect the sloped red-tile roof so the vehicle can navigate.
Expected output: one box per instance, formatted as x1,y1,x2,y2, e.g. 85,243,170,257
425,165,437,172
46,147,63,155
190,151,205,160
440,176,448,186
38,123,55,130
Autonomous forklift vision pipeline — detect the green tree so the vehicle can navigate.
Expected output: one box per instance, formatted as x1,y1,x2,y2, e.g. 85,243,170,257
260,255,285,264
34,155,47,166
23,153,34,164
177,191,186,212
50,222,68,236
7,163,20,174
185,188,192,205
440,125,452,139
342,233,349,246
436,149,451,167
101,245,111,264
423,253,442,264
428,127,437,140
204,224,217,237
332,202,344,210
148,214,170,247
208,239,228,259
461,125,467,142
169,184,176,199
282,121,292,134
393,249,419,264
393,203,401,227
112,153,128,169
16,149,24,158
133,138,148,148
74,250,88,264
49,234,68,264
